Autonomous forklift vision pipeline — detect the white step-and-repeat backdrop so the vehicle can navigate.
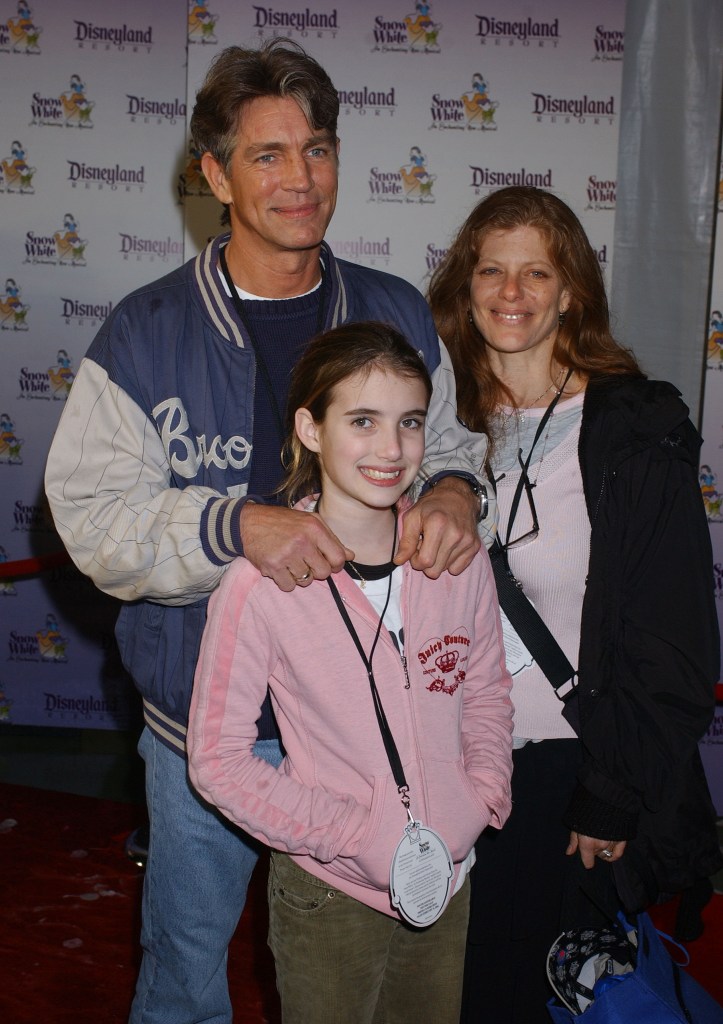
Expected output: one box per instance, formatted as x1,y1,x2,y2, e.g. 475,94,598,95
3,0,719,811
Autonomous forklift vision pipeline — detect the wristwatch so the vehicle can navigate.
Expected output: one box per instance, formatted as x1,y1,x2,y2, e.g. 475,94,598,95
428,475,489,523
464,477,489,523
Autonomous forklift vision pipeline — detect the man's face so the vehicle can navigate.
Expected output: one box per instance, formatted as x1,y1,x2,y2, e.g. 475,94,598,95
203,96,339,262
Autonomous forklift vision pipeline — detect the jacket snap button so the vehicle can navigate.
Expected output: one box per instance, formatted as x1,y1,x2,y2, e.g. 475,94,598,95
328,890,336,899
589,688,599,697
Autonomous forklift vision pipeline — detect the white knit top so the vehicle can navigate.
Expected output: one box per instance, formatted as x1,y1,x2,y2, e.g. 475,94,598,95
492,393,588,742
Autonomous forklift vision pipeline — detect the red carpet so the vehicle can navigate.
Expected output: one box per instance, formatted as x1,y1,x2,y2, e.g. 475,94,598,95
0,784,280,1024
1,782,721,1022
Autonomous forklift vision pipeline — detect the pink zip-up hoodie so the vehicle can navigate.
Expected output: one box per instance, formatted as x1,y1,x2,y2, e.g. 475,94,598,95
188,518,513,918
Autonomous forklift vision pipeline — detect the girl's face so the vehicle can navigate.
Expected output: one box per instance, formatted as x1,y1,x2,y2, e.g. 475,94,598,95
296,366,428,514
469,224,571,363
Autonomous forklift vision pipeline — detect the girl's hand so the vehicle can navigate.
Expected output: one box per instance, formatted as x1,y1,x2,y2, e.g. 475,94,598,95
567,831,627,869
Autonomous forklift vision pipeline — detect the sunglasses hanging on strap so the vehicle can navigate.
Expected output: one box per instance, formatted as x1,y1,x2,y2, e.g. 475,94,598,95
487,368,581,732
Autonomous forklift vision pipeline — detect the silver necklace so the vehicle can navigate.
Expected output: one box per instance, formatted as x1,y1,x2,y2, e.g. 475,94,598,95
513,367,567,424
346,561,368,590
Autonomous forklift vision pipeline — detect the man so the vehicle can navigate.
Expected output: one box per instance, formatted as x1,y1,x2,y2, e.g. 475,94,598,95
45,40,494,1024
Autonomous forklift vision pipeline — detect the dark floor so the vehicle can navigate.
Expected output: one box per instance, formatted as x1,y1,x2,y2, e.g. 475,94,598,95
0,723,145,803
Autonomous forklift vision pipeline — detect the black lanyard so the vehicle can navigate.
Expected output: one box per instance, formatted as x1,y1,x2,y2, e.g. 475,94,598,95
218,243,327,440
325,518,413,816
502,368,573,551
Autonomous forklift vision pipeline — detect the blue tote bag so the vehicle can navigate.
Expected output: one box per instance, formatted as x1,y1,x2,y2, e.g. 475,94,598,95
546,910,723,1023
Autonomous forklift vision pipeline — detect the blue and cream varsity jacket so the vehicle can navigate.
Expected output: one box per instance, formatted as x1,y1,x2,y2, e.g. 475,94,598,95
45,234,493,755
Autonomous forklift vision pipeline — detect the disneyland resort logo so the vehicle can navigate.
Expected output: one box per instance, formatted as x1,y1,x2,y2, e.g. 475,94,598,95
17,348,75,401
470,165,554,196
585,175,616,211
475,14,559,48
252,4,339,39
62,295,113,327
120,232,183,264
329,235,392,268
30,74,95,128
24,213,87,265
8,614,69,662
127,94,186,125
592,24,624,62
372,1,441,54
430,73,498,131
42,692,122,722
1,278,29,330
74,19,153,52
369,146,437,204
0,1,41,54
338,86,397,118
0,412,24,464
69,161,146,193
0,140,35,192
532,92,616,125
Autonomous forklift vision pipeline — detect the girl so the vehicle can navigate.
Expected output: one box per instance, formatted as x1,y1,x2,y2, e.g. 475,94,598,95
188,321,513,1024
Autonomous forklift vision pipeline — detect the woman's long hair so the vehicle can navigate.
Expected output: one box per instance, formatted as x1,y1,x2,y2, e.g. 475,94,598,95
427,186,643,436
280,321,432,506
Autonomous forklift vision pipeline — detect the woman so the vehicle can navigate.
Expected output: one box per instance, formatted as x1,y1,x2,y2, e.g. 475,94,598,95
188,322,513,1024
427,186,721,1023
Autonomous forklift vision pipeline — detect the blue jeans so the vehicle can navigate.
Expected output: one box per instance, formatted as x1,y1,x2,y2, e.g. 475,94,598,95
129,727,282,1024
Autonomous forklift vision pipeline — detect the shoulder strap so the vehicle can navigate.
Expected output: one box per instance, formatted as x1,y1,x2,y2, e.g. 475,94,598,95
489,540,576,700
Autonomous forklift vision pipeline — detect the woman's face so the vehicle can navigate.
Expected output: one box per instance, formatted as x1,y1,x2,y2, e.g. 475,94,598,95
469,224,571,363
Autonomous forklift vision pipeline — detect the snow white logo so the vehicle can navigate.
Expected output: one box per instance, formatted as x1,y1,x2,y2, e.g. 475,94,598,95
405,0,441,50
461,73,498,129
1,140,35,192
0,547,17,597
0,412,23,464
188,0,218,44
399,146,437,200
1,0,41,52
1,278,29,329
60,74,94,127
699,465,722,522
54,213,87,264
178,140,212,200
36,614,69,661
708,311,723,367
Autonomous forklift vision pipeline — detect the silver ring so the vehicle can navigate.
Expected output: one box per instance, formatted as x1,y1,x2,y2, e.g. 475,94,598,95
294,569,312,583
600,848,613,859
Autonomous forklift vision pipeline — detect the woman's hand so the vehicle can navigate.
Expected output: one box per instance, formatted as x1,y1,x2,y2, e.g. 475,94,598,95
566,831,627,869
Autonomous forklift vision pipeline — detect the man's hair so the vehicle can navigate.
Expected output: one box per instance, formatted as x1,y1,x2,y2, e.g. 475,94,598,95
191,38,339,173
280,321,432,506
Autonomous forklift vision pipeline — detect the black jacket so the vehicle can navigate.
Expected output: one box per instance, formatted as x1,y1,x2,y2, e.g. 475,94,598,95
564,376,721,910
